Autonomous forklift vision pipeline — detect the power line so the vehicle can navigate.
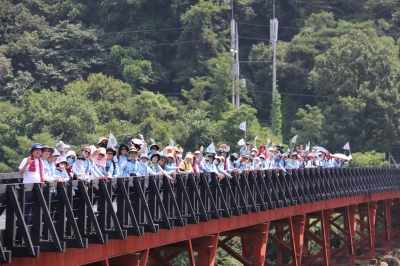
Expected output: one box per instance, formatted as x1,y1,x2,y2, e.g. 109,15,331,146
102,24,229,35
238,22,302,30
247,89,328,98
11,37,229,54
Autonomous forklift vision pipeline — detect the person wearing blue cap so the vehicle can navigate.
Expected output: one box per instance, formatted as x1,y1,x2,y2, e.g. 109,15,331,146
18,143,46,225
19,143,46,183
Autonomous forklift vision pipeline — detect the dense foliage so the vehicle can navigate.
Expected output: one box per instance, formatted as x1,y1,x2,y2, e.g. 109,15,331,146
1,0,400,171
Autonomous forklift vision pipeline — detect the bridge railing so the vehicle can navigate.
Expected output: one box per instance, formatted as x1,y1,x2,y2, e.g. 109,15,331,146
0,168,398,263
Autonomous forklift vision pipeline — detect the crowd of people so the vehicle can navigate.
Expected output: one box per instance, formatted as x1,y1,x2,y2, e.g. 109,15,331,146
18,134,351,184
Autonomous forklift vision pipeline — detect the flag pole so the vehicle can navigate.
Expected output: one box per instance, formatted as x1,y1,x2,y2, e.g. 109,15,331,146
244,119,247,142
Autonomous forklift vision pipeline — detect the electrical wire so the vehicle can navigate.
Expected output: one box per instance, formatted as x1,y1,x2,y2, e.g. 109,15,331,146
102,24,229,35
238,22,302,30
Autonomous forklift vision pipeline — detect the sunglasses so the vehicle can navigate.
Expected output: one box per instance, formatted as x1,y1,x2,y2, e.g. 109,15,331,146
77,158,85,161
84,150,90,154
99,153,105,156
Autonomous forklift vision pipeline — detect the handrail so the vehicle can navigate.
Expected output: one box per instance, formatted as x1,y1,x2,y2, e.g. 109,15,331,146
0,168,398,263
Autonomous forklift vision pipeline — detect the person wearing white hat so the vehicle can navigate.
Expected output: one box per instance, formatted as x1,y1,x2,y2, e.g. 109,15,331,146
193,147,204,172
54,157,70,181
164,153,180,174
252,157,261,170
66,150,77,166
136,153,156,176
97,137,108,148
91,147,108,179
215,156,232,179
286,152,300,169
71,153,88,179
234,154,249,173
179,154,194,173
56,141,70,156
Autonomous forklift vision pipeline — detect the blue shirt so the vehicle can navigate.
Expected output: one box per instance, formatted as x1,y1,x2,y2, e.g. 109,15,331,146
136,163,155,176
202,162,217,174
106,160,119,177
115,154,128,169
54,168,69,180
123,159,139,177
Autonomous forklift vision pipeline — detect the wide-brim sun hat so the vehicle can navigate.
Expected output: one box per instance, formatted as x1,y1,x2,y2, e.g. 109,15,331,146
66,150,76,158
42,145,55,155
150,153,161,162
185,154,194,161
56,141,70,152
149,144,160,151
93,147,106,157
207,154,216,160
140,153,149,159
30,143,44,154
56,156,68,166
128,148,138,153
97,137,108,145
51,149,61,157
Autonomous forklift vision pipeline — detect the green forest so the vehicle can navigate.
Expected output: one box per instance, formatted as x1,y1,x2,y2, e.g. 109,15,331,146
1,0,400,171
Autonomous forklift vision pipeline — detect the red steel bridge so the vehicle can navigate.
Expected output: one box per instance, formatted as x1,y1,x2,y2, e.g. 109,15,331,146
0,168,399,266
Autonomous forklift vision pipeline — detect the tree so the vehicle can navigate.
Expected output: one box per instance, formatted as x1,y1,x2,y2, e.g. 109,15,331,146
270,89,282,137
109,45,156,91
291,105,325,146
351,151,388,168
173,0,229,88
184,53,235,120
311,29,400,152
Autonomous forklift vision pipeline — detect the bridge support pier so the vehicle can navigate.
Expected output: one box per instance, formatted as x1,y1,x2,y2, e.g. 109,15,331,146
220,223,270,266
195,233,219,266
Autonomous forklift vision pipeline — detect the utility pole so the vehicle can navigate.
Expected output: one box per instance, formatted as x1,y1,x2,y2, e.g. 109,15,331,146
270,0,278,99
230,19,236,106
230,1,245,108
230,19,240,107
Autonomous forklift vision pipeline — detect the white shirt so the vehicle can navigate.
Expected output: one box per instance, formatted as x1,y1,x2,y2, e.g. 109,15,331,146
19,157,42,183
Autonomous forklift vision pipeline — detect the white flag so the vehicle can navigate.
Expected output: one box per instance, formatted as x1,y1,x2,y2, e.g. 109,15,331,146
205,142,216,153
238,138,246,145
238,121,246,131
343,142,350,150
291,134,298,143
348,154,352,160
107,132,118,148
169,138,175,147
